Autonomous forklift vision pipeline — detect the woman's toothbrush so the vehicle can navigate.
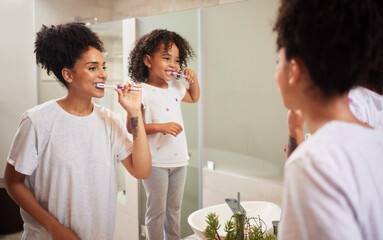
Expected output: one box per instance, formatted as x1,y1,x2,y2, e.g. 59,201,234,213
94,83,123,89
94,83,141,91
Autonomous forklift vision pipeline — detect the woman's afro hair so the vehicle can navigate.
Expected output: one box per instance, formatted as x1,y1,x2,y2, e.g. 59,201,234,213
34,22,104,88
365,51,383,94
128,29,195,83
274,0,383,97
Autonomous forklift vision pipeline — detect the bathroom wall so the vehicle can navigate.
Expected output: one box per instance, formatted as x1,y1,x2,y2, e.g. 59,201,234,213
35,0,114,27
0,0,37,178
35,0,245,28
110,0,244,20
203,0,286,172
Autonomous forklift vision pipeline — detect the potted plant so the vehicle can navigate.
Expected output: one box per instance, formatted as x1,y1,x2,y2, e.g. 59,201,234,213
204,212,277,240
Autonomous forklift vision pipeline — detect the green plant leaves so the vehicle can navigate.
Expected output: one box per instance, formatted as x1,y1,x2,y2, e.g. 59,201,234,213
203,212,277,240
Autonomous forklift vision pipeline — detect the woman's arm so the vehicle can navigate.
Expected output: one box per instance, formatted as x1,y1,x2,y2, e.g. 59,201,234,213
122,113,151,179
286,110,305,158
117,82,151,179
4,163,80,240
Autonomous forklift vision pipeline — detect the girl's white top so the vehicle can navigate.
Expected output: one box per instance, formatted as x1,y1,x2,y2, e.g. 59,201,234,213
7,100,132,240
141,79,189,167
349,86,383,128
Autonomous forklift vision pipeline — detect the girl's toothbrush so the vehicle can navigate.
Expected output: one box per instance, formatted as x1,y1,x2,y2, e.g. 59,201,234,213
94,83,141,91
170,72,186,79
171,72,194,83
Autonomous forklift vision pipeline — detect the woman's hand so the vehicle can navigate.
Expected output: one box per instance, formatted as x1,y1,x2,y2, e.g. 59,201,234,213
49,223,81,240
287,109,304,137
116,82,142,115
285,109,305,159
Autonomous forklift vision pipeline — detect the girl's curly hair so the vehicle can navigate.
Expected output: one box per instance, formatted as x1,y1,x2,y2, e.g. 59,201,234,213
128,29,195,83
274,0,383,97
34,22,104,88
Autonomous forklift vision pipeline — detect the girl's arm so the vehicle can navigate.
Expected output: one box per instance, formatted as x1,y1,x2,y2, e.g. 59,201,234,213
128,118,183,137
144,122,183,137
127,102,183,137
181,68,200,103
4,163,80,240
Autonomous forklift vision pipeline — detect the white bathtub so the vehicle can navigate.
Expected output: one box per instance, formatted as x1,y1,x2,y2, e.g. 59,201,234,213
204,148,281,178
193,148,283,214
188,148,283,181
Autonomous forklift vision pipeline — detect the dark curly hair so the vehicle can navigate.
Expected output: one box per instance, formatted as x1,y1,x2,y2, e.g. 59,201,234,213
363,52,383,95
273,0,383,97
34,22,105,88
128,29,195,83
362,1,383,95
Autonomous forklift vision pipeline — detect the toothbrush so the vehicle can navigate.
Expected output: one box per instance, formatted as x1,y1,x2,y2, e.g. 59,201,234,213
94,83,141,91
170,71,194,83
94,83,123,89
170,72,186,79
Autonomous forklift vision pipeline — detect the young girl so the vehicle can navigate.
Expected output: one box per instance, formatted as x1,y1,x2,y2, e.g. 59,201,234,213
128,29,199,240
4,22,151,240
273,0,383,239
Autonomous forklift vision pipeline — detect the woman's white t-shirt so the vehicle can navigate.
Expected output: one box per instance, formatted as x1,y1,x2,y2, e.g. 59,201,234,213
7,100,132,240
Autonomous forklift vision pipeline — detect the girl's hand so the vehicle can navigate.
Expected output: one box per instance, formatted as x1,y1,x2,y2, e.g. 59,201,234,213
183,68,197,84
50,224,81,240
115,82,142,114
160,122,183,137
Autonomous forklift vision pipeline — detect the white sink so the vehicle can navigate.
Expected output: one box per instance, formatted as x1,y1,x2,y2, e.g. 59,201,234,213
188,201,281,240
